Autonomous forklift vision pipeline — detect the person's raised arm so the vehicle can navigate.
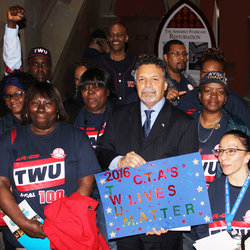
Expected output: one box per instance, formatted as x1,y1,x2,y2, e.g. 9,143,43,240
4,6,24,74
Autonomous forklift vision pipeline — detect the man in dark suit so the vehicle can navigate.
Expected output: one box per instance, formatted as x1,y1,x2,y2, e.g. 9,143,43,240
98,55,199,250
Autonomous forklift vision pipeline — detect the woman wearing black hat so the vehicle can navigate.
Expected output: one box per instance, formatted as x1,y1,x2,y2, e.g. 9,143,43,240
183,72,250,249
177,48,250,130
192,71,249,187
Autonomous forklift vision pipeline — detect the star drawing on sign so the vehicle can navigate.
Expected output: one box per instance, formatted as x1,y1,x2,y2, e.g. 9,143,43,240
200,201,204,206
110,231,116,238
193,159,199,165
99,178,106,185
106,207,112,214
204,215,210,222
195,172,199,177
109,222,114,227
104,194,109,199
197,186,203,192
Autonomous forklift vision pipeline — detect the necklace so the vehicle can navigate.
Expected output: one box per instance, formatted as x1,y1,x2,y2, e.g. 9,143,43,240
198,114,222,143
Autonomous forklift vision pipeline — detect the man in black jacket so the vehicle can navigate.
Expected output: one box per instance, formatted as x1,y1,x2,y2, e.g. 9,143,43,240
98,55,199,250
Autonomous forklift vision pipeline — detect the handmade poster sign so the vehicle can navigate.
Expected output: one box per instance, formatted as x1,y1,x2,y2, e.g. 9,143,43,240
95,152,212,239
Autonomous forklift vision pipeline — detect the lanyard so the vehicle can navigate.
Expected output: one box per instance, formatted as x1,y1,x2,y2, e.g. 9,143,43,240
225,172,250,230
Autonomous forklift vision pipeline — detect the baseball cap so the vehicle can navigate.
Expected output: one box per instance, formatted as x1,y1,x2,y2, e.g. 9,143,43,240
28,47,52,61
200,71,228,94
3,77,24,94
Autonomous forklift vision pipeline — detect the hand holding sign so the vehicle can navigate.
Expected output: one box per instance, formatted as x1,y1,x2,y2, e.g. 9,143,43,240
146,227,169,236
117,151,146,169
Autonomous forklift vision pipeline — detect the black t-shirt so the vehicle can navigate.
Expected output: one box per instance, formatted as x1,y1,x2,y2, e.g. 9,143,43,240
197,112,229,186
74,103,112,149
0,122,101,218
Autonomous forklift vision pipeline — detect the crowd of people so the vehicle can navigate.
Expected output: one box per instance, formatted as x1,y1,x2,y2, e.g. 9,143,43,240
0,5,249,250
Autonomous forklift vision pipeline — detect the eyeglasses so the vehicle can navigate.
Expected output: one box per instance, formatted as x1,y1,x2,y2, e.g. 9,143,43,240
169,52,189,57
213,147,248,157
4,91,24,101
81,84,104,91
109,33,126,39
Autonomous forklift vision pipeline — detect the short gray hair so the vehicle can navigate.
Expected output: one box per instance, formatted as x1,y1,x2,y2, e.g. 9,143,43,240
132,55,167,83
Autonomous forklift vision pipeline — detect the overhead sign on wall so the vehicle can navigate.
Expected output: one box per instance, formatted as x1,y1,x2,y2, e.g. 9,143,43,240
155,0,216,82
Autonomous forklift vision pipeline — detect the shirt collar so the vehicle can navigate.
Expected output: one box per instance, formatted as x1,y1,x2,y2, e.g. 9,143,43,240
140,97,165,113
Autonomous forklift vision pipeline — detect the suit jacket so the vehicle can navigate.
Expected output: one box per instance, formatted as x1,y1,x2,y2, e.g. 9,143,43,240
98,101,199,245
99,100,199,169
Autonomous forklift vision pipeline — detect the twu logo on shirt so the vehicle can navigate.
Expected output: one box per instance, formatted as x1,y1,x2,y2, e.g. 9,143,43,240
201,154,218,187
13,158,65,192
127,81,135,87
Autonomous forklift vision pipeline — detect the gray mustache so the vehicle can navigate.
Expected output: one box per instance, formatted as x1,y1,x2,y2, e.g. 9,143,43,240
141,88,156,94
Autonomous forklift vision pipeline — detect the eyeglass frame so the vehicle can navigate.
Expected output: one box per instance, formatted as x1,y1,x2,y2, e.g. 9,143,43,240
3,91,24,101
108,33,126,39
81,83,105,91
169,51,189,57
213,147,248,157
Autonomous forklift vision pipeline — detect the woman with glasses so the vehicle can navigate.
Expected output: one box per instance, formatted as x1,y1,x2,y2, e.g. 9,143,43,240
195,130,250,246
0,71,36,135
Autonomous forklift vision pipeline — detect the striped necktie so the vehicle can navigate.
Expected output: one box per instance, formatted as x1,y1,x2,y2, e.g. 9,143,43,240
143,110,154,139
